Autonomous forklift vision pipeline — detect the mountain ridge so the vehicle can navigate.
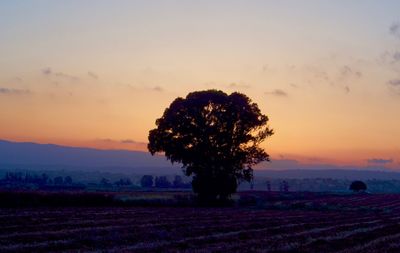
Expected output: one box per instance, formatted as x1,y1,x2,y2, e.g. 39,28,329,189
1,139,399,179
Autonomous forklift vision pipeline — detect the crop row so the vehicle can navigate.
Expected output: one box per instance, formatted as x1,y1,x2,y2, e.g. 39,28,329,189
1,207,399,252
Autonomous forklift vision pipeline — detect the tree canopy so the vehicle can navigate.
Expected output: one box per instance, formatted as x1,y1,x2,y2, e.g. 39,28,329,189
148,90,273,201
349,180,367,192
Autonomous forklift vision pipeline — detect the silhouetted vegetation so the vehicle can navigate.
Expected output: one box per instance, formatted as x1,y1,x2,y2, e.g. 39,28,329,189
140,175,154,188
350,180,367,192
0,172,85,190
114,178,132,186
148,90,273,202
154,176,171,188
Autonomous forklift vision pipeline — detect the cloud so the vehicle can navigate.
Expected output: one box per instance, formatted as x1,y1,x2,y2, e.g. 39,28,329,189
394,52,400,62
42,67,52,75
390,22,400,38
228,82,251,89
379,51,400,66
12,77,23,83
307,67,330,82
367,158,393,165
97,138,147,145
125,84,165,93
339,65,362,79
152,86,164,92
54,72,79,82
265,89,288,97
388,79,400,95
388,79,400,86
97,138,113,143
121,139,147,145
0,87,31,95
121,139,135,144
93,138,148,150
88,71,98,79
41,67,80,82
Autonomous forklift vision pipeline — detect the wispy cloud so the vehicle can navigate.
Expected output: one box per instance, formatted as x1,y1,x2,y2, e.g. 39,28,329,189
390,22,400,39
87,71,98,79
265,89,288,97
93,138,147,150
11,77,23,83
388,79,400,95
367,158,393,165
339,65,362,79
42,67,52,75
0,87,31,95
97,138,113,143
97,138,147,145
307,66,330,83
152,86,164,92
388,79,400,86
228,82,251,89
126,84,165,93
121,139,147,145
380,51,400,65
41,67,80,82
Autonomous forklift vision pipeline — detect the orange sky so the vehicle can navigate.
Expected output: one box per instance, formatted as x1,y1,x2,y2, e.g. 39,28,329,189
1,1,400,169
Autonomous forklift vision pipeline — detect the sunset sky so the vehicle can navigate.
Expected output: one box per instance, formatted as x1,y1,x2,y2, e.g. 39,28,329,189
1,1,400,169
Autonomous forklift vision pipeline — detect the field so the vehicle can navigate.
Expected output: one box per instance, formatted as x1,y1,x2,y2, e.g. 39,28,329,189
2,192,400,252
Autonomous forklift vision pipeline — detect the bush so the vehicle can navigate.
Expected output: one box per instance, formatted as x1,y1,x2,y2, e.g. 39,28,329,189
349,181,367,192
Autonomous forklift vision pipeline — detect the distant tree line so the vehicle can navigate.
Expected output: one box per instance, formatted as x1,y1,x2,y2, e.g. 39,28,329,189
99,177,133,187
1,172,74,186
0,172,84,190
0,171,193,191
254,178,400,193
140,175,191,189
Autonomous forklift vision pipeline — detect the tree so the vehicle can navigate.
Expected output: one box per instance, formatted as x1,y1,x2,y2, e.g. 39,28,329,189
140,175,154,188
54,176,64,185
155,176,171,188
266,181,271,191
100,178,110,186
173,175,184,188
41,173,49,185
350,180,367,192
64,176,73,185
148,90,273,201
115,178,133,186
283,181,289,192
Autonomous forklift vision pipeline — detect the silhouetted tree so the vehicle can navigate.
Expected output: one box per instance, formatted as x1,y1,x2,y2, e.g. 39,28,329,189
148,90,273,201
126,178,132,185
279,180,289,192
350,180,367,192
155,176,171,188
64,176,73,185
140,175,153,188
266,181,271,191
41,173,49,185
54,176,63,185
100,178,110,186
283,181,289,192
173,175,184,188
115,178,133,186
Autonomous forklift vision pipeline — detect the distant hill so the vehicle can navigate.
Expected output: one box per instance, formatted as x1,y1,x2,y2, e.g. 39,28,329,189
1,139,399,180
0,139,180,174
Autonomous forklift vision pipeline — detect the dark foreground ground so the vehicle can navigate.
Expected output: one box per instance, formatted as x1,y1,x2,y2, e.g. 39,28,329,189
2,191,400,252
